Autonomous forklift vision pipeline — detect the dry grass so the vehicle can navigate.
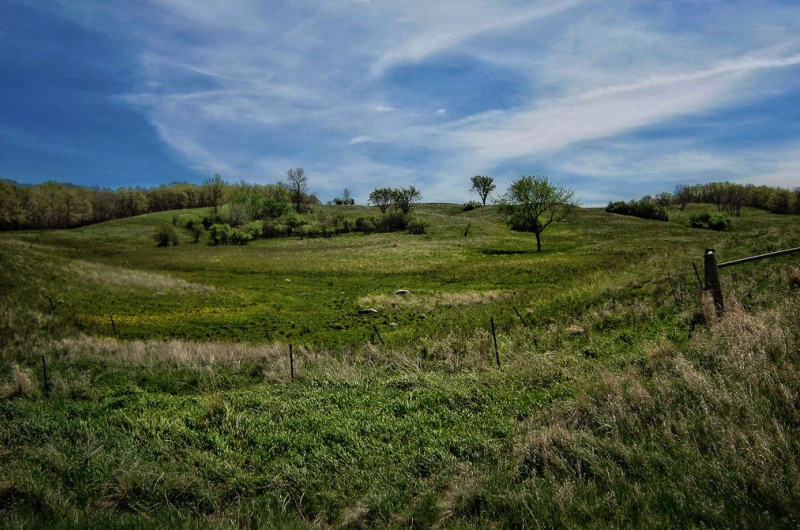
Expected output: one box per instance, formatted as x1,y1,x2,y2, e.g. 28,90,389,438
64,260,214,293
0,364,38,400
357,290,511,312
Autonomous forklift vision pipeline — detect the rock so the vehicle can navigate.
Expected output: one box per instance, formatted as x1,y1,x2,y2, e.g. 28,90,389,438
394,289,411,295
358,308,379,315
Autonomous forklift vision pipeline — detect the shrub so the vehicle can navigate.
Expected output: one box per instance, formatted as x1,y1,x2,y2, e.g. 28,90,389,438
463,201,482,212
228,228,252,245
355,215,377,234
378,211,411,232
208,223,233,245
262,221,288,238
153,224,179,247
690,211,731,231
408,218,428,235
245,220,264,239
185,218,205,243
606,200,668,221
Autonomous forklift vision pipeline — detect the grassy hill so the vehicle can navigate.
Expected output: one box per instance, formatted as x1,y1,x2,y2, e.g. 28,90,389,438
1,204,799,528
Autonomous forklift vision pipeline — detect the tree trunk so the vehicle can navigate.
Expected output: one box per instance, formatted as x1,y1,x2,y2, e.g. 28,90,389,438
535,232,542,252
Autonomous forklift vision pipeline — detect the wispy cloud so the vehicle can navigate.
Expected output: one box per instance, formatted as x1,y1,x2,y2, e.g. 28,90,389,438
5,0,800,202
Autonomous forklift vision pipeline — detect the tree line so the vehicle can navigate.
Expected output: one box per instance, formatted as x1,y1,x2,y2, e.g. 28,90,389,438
669,182,800,216
0,174,322,231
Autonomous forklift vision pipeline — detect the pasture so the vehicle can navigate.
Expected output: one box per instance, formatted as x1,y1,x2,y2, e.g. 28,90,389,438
1,203,799,528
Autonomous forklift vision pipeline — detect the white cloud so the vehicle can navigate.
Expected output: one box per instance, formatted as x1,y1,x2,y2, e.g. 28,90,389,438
49,0,800,202
452,51,800,168
368,0,585,76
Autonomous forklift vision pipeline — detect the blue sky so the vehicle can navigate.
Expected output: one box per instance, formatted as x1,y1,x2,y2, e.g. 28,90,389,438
2,0,800,205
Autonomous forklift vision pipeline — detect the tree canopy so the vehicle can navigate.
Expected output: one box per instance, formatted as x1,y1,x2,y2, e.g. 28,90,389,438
470,175,496,207
498,175,578,251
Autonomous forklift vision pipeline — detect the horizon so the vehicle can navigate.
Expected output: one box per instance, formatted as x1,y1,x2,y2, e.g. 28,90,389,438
3,1,800,207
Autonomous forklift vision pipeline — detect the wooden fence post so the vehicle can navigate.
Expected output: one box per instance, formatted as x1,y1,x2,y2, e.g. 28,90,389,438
42,355,49,396
704,249,724,315
289,344,295,381
490,317,500,369
372,325,385,346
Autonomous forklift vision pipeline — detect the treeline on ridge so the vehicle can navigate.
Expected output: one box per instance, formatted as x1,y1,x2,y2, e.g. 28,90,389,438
607,181,800,222
0,175,320,231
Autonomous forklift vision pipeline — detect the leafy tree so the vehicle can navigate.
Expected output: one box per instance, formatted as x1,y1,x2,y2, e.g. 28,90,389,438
286,168,308,213
498,175,578,252
368,188,394,214
203,174,225,214
470,175,496,207
392,186,421,214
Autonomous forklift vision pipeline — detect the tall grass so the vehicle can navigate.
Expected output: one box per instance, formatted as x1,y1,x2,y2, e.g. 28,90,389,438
2,205,800,527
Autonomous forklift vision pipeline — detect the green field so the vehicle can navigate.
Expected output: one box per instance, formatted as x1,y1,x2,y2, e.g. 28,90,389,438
2,204,800,528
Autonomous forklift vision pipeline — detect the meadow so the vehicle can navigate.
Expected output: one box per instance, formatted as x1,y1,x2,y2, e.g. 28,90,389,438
1,203,799,528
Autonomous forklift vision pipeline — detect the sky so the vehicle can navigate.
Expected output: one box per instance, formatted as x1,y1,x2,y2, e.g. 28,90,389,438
2,0,800,206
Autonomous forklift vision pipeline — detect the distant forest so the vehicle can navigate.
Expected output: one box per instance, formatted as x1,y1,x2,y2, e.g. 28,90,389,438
0,175,320,231
650,182,800,216
1,177,798,231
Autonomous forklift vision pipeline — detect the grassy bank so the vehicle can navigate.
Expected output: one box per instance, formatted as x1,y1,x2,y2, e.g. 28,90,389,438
1,204,799,528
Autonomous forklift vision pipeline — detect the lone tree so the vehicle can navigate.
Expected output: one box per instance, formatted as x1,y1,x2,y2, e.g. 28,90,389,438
498,175,578,252
470,175,496,206
392,186,421,214
368,187,394,213
286,168,308,213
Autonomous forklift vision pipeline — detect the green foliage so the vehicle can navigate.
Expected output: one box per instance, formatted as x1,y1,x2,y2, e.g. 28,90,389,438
463,200,482,211
153,224,179,247
606,199,669,221
470,175,496,206
689,210,731,231
369,187,421,215
3,202,800,527
368,187,395,214
392,186,421,214
407,217,428,235
208,223,251,245
184,217,205,243
498,175,578,251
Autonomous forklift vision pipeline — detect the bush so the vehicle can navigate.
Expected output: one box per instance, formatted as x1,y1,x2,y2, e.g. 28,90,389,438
408,218,428,235
228,228,252,245
245,220,264,239
606,200,668,221
153,224,179,247
690,211,731,231
184,218,205,243
463,201,482,212
209,223,252,245
378,211,411,232
355,215,377,234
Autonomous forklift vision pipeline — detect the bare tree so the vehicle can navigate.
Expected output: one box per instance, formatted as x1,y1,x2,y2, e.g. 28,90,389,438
286,168,308,213
470,175,496,207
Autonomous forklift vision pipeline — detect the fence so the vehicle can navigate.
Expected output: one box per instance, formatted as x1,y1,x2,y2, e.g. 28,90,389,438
704,246,800,315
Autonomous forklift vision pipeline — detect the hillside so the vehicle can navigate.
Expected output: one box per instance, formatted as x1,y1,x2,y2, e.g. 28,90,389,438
1,204,799,528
